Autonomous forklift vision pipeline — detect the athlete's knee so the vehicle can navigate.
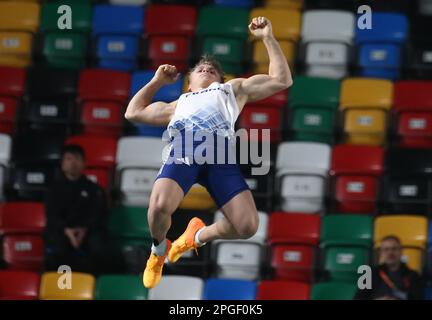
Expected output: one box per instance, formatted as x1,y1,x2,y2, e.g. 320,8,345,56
149,194,172,217
237,214,259,239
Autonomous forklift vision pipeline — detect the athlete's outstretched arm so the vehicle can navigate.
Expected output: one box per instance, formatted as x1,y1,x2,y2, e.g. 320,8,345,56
125,64,179,126
230,17,293,104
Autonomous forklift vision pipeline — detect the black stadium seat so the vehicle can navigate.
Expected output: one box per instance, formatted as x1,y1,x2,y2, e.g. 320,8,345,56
20,67,78,134
381,148,432,216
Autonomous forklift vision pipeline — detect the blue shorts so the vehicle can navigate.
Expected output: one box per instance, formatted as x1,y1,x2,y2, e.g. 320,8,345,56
156,130,250,209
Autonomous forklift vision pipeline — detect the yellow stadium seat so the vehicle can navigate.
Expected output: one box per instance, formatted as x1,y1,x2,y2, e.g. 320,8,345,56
249,8,302,42
252,40,295,73
0,2,40,33
179,184,216,210
340,78,393,146
401,248,423,273
0,32,32,67
39,272,95,300
340,78,393,109
265,0,304,10
374,215,428,249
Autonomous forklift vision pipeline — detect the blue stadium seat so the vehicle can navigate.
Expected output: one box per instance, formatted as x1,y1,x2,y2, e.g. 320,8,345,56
355,12,408,80
130,71,183,102
428,221,432,276
203,279,256,300
425,286,432,300
214,0,255,8
92,5,144,71
359,44,401,80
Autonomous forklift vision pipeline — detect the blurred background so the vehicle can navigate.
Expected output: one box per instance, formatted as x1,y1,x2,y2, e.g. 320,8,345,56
0,0,432,300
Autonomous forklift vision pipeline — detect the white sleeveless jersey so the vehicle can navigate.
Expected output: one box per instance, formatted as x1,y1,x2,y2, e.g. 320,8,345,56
167,82,240,139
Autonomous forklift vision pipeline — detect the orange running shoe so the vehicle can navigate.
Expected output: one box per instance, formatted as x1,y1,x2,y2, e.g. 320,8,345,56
168,217,206,263
143,239,172,289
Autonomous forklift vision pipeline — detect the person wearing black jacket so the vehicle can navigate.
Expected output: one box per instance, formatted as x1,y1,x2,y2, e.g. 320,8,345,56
44,144,109,275
355,235,424,300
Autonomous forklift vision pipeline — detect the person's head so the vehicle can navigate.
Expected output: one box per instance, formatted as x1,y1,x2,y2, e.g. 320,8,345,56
61,144,85,180
379,235,403,269
187,55,225,92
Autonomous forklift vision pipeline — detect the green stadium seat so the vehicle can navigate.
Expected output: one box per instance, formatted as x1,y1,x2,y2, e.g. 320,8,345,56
320,215,373,281
197,6,249,74
311,282,357,300
108,206,152,248
287,77,340,144
39,1,92,68
95,275,148,300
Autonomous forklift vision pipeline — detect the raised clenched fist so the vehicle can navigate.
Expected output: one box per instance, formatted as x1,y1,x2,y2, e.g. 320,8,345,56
248,16,273,39
153,64,180,85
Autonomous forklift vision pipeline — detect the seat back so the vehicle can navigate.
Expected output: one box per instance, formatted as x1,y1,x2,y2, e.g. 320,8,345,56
0,271,40,300
268,212,320,245
145,5,196,37
203,278,256,300
148,275,204,300
39,272,95,300
256,280,310,300
95,275,148,300
0,202,45,234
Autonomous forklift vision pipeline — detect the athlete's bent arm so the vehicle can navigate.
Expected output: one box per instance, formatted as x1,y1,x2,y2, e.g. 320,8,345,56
230,17,293,105
125,64,179,126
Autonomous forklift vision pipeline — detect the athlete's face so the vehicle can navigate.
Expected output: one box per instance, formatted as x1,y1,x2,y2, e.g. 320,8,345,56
188,63,222,92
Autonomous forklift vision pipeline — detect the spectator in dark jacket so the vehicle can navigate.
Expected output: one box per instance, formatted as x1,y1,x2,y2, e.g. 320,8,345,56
355,235,424,300
44,144,110,275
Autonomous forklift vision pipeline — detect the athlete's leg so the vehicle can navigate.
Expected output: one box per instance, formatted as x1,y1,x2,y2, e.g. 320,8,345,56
198,189,259,243
147,177,185,244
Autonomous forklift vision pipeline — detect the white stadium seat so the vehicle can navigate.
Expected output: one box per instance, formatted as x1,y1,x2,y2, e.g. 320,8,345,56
148,275,204,300
0,133,11,201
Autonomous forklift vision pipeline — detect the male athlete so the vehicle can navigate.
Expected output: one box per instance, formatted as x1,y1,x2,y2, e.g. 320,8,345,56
125,17,293,288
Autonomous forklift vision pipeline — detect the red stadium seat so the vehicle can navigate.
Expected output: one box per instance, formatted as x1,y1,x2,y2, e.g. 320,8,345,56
330,145,384,213
0,202,45,234
268,212,320,282
238,106,282,143
256,280,310,300
148,36,189,72
3,235,44,271
78,69,131,103
0,271,40,300
84,168,110,191
78,69,130,136
393,81,432,148
0,67,26,134
65,135,117,170
145,5,196,73
145,5,197,37
247,90,288,109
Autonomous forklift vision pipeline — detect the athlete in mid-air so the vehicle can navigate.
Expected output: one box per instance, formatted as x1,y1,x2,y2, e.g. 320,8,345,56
125,16,293,288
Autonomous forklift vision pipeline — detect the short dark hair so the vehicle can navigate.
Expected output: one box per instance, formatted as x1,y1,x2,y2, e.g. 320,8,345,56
381,235,402,246
61,144,85,159
188,54,225,83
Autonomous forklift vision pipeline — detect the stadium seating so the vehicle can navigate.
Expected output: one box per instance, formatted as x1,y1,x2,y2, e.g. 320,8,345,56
164,210,214,278
320,215,373,281
256,280,310,300
39,1,92,69
0,67,26,134
374,215,428,273
287,76,340,144
340,78,393,146
148,275,204,300
39,272,95,300
0,2,40,67
3,234,44,271
203,278,256,300
300,10,355,79
265,0,304,10
268,212,320,282
0,202,45,234
92,4,144,71
393,81,432,148
310,281,357,300
95,275,148,300
78,69,131,137
196,6,249,74
249,8,301,73
0,133,11,201
214,0,255,8
145,4,196,72
355,13,409,80
0,271,40,300
275,142,331,213
381,148,432,215
22,67,78,134
116,136,167,206
329,145,384,213
212,211,268,280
